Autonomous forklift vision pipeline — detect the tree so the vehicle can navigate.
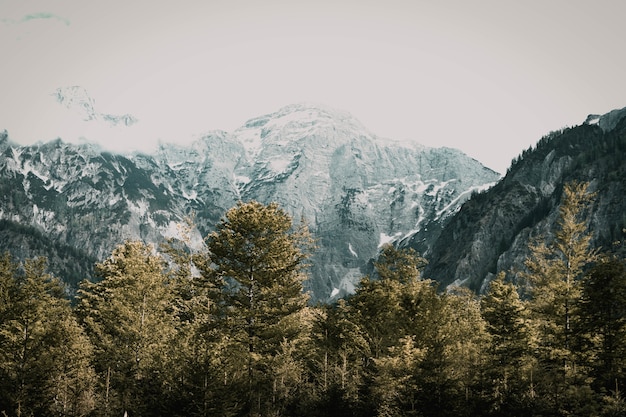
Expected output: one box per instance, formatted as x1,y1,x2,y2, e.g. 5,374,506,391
524,181,597,413
481,273,534,415
77,241,178,416
160,217,236,416
349,244,430,359
420,288,490,417
0,254,96,417
374,244,427,284
205,201,313,416
307,301,370,415
579,257,626,393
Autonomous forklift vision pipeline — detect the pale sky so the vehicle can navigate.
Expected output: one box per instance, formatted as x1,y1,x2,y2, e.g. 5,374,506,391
1,0,625,173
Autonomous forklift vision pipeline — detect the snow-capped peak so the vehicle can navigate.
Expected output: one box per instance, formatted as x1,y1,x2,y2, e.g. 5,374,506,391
52,86,138,128
233,103,373,159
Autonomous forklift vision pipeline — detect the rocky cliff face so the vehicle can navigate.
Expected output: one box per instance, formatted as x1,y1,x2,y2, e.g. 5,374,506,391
417,107,626,292
0,103,499,301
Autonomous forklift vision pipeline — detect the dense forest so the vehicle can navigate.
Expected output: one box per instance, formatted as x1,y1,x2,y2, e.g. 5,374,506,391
1,183,625,417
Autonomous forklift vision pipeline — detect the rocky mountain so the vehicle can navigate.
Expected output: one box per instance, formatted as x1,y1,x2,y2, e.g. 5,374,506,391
0,103,499,300
415,106,626,293
52,86,139,127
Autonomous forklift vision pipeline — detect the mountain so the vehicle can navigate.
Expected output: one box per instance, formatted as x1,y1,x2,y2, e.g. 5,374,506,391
52,86,138,127
0,103,499,301
414,106,626,292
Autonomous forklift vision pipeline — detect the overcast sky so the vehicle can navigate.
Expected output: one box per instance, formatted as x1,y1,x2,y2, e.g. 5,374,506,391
1,0,625,173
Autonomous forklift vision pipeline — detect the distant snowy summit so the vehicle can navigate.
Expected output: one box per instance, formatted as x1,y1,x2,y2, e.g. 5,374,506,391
234,102,424,159
2,90,502,301
52,86,138,127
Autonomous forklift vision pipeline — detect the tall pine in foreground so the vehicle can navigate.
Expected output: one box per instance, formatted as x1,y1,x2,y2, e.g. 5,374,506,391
524,181,597,414
77,241,178,416
206,201,313,416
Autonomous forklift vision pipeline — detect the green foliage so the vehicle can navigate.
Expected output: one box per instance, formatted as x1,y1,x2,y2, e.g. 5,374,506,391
579,257,626,392
481,273,535,414
523,181,600,414
205,201,313,416
0,196,622,417
0,254,96,417
77,240,178,416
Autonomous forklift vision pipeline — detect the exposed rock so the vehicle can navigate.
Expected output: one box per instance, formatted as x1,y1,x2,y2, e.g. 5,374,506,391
0,104,499,301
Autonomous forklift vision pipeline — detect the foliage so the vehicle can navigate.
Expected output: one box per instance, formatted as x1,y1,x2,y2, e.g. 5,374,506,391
0,198,623,416
76,240,178,416
0,254,96,417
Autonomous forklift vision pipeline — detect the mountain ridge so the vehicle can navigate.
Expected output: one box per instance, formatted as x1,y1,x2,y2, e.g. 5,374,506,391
415,106,626,292
0,103,499,301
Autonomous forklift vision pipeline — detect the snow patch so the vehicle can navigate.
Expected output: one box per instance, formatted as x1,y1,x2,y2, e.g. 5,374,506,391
128,200,149,217
108,195,122,206
235,174,251,185
435,182,496,219
269,157,292,173
167,161,185,171
379,232,402,248
348,243,358,258
182,189,198,200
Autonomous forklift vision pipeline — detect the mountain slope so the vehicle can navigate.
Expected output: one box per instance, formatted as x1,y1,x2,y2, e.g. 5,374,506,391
415,107,626,292
0,104,499,301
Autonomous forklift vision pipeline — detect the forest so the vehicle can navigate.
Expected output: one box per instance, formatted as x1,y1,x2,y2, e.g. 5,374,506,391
1,182,625,417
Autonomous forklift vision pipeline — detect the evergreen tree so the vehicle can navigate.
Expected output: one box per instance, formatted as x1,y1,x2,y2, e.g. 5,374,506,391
480,272,534,415
308,300,370,415
349,244,430,359
579,257,626,393
77,241,178,416
420,288,490,417
349,245,458,416
0,254,96,417
524,181,597,413
206,201,313,416
161,219,236,416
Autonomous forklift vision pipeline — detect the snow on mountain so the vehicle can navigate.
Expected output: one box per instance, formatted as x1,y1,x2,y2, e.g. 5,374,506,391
224,103,499,299
234,103,372,159
0,103,500,301
53,86,139,127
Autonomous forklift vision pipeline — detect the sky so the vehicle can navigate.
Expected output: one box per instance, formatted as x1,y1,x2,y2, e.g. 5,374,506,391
1,0,626,174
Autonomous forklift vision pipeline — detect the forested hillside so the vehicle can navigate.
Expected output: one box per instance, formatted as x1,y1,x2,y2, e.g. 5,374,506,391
1,196,624,417
419,108,626,292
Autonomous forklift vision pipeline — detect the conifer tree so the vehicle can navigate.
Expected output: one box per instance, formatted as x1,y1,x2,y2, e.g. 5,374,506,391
524,181,596,411
349,244,430,358
481,272,534,414
161,218,235,416
579,257,626,393
0,255,96,417
206,201,313,416
308,300,370,413
421,288,490,417
77,241,177,416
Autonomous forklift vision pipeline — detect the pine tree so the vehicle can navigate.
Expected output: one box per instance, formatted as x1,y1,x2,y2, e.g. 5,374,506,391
579,257,626,393
77,241,177,416
160,218,236,416
206,201,313,416
349,244,430,359
481,272,534,414
308,300,370,414
0,254,96,417
422,288,490,417
524,181,597,412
